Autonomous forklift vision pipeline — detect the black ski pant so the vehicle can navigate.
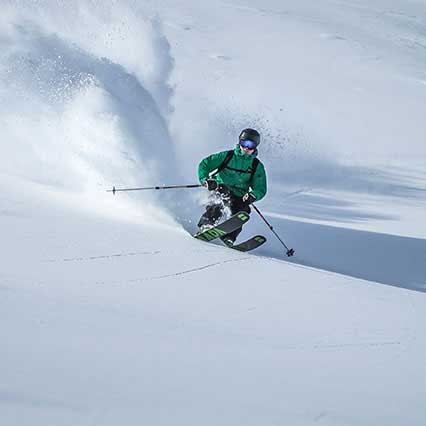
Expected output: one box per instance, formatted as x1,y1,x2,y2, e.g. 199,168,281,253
198,185,251,242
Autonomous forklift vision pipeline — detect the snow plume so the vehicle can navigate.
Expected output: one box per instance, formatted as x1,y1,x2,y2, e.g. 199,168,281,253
166,0,426,201
0,1,176,224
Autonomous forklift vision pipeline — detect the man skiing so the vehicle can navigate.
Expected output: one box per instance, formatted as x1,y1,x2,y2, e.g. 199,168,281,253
197,128,267,246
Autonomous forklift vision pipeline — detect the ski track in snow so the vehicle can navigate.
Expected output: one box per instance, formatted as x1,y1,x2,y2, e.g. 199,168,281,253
43,246,222,263
95,256,253,285
235,338,403,353
45,250,162,263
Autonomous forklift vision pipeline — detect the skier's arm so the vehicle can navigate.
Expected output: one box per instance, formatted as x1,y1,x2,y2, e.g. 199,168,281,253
249,162,267,201
198,151,229,184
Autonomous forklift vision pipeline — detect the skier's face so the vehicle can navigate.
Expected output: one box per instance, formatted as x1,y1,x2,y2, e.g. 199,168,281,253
240,145,255,155
239,138,257,154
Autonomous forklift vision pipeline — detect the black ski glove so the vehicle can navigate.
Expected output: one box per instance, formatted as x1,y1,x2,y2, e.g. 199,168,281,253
242,192,256,206
205,179,218,191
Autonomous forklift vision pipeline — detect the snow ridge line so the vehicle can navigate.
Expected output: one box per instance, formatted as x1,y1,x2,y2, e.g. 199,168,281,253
96,257,253,286
254,339,402,353
45,251,161,263
132,257,253,282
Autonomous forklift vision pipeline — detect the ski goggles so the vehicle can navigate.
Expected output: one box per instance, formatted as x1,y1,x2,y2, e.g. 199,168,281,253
239,139,258,150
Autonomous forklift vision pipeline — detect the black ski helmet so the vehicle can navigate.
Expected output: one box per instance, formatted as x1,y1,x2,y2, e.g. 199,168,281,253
239,128,260,147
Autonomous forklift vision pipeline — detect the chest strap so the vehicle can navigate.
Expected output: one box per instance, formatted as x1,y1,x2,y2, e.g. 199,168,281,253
212,150,259,183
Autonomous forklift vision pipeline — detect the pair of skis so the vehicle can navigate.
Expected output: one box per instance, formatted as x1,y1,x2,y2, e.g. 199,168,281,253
194,211,266,252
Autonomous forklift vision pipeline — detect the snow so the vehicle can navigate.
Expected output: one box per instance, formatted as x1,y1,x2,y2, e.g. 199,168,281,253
1,1,426,425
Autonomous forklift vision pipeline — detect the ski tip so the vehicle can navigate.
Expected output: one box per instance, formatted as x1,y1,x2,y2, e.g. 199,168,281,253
235,211,250,221
226,235,266,252
253,235,267,243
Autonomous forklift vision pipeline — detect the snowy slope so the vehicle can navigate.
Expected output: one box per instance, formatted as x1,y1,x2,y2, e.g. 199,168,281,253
1,1,426,425
2,176,426,426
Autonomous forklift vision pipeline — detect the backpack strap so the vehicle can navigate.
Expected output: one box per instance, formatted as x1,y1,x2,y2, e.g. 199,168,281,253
210,150,234,177
250,158,259,183
211,150,260,184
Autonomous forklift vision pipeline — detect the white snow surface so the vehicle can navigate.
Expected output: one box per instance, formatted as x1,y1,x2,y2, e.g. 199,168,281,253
1,1,426,425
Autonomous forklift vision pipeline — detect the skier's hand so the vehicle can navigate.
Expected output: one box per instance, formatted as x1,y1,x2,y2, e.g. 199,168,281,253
204,179,218,191
242,192,256,205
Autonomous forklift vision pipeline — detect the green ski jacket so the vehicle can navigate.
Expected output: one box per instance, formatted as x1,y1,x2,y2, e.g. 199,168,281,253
198,144,267,201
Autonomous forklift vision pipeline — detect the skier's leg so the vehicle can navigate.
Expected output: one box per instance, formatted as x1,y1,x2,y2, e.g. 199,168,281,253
220,193,251,243
197,204,222,227
197,190,227,228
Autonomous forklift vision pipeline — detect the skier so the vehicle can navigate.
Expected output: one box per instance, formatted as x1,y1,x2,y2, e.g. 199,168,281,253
197,128,267,246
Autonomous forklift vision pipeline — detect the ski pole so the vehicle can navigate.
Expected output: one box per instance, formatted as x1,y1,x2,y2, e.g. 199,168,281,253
107,184,202,195
252,204,295,257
